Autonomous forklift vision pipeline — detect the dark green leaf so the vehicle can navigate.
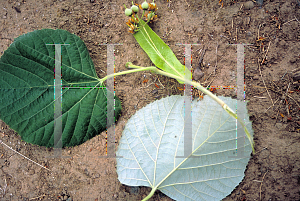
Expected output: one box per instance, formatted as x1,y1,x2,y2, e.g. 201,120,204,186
0,29,121,147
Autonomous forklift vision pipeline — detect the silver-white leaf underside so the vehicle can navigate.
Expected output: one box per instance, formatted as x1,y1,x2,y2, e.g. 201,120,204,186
116,95,253,201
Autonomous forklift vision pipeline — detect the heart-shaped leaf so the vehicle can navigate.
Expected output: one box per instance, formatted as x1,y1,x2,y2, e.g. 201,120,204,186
0,29,121,147
116,95,253,201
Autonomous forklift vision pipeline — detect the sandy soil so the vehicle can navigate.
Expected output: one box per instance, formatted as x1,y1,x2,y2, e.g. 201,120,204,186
0,0,300,200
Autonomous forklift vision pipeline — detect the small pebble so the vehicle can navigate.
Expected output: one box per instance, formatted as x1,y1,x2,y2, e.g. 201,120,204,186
73,5,81,11
193,68,204,81
14,6,21,13
244,1,254,10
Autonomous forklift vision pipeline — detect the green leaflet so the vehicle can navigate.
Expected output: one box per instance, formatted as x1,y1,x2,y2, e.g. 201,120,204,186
0,29,121,147
133,20,190,83
116,95,253,201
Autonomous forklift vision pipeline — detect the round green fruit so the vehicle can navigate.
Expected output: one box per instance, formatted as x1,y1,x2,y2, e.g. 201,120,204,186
141,2,149,10
131,5,139,13
125,8,133,16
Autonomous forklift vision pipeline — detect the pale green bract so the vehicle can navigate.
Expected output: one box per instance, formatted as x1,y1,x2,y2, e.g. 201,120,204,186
116,95,253,201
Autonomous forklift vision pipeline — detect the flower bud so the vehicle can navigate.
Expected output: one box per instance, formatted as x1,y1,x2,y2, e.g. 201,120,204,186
125,8,133,16
131,5,139,13
141,1,149,10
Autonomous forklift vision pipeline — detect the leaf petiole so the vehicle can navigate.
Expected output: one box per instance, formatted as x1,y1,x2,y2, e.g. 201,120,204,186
141,187,156,201
110,62,255,153
99,66,157,84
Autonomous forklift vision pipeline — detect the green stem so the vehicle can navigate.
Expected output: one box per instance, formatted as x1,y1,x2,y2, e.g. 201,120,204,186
99,66,156,83
99,63,255,153
142,188,157,201
127,64,225,109
126,63,255,153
